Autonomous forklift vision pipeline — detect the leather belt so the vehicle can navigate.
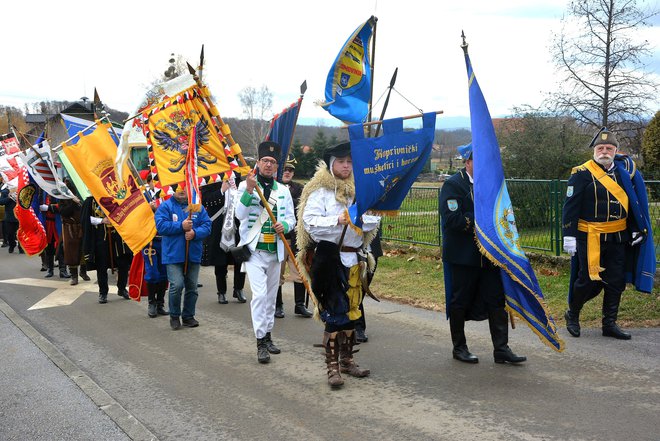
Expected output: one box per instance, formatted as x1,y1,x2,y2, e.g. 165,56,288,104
340,246,360,253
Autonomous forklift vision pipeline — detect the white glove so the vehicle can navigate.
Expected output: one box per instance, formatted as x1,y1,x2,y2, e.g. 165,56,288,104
631,232,644,247
563,236,577,256
39,204,49,212
90,216,104,226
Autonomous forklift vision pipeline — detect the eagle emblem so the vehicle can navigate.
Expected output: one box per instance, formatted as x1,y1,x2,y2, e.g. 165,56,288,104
152,110,218,173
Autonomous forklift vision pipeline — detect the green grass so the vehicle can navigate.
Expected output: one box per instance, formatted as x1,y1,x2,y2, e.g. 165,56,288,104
371,243,660,328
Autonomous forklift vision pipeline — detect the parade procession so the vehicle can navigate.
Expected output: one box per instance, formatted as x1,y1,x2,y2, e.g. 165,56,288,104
1,2,659,440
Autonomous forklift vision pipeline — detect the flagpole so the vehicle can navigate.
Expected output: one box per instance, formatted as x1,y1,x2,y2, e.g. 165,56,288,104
276,80,307,180
365,15,378,137
340,110,443,129
374,68,398,137
185,63,318,310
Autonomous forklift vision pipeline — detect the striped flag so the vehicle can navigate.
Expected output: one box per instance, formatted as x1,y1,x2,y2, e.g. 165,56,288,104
18,140,77,200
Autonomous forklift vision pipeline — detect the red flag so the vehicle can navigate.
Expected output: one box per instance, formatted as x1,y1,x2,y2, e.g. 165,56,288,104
15,166,47,256
128,251,147,301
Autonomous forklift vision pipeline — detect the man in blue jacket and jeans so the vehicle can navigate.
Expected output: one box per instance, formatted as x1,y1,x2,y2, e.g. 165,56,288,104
155,184,212,330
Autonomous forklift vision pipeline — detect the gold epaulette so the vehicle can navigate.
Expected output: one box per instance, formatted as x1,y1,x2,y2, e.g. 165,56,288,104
571,165,587,175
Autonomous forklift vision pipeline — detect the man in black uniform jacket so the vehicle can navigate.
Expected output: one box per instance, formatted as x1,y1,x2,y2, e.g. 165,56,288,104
439,144,526,364
562,129,642,340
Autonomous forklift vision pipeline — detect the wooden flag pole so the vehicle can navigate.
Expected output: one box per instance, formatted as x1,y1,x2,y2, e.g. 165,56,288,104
340,110,443,129
186,63,318,310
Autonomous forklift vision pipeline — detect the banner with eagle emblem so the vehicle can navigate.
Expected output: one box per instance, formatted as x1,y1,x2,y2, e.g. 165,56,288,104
141,86,232,186
61,121,156,254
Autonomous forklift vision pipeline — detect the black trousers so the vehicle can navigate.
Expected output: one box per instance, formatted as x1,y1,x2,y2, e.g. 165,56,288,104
4,221,17,248
449,263,505,317
215,261,246,294
95,245,132,295
570,240,626,312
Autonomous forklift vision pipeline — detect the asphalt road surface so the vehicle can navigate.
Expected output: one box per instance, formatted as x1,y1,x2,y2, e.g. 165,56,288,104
0,251,658,441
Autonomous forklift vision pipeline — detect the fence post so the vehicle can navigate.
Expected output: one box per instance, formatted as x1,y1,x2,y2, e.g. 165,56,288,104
437,187,442,247
553,179,561,256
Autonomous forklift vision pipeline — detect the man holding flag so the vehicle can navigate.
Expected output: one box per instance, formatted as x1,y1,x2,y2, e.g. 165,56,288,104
155,182,211,330
440,144,526,364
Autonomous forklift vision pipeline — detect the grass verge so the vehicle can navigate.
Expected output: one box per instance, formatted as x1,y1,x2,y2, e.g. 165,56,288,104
370,243,660,328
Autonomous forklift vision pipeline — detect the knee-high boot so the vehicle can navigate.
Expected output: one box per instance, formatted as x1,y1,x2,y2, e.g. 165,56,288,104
489,308,526,364
293,282,312,317
80,264,91,281
323,331,344,387
45,253,55,278
450,311,478,363
602,291,630,339
339,330,370,377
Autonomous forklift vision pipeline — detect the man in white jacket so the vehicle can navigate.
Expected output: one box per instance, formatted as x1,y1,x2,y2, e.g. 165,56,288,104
236,141,296,364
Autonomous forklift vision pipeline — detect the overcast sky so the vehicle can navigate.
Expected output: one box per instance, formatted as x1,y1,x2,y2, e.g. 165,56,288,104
2,0,659,129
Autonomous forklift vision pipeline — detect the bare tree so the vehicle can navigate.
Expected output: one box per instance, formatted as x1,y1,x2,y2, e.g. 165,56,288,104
549,0,659,135
237,85,273,153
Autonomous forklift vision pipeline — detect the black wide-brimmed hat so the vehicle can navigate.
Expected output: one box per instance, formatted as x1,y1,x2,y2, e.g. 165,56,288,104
258,141,282,161
323,142,351,168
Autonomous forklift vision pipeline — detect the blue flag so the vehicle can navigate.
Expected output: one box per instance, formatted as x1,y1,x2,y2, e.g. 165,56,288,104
320,17,376,124
465,49,564,352
265,97,303,180
347,113,436,224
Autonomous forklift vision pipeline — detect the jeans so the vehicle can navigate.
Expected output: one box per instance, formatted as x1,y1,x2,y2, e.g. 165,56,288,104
167,263,200,319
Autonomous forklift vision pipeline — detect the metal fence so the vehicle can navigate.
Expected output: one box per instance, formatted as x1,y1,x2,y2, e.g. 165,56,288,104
381,180,660,257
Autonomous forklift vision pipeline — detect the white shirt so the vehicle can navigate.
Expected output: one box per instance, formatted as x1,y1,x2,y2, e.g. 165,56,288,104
302,187,380,267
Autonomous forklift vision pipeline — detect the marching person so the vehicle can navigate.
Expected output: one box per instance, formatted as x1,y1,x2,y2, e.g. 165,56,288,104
40,195,70,278
81,196,132,303
298,142,378,388
201,173,247,305
562,129,654,340
275,155,312,319
440,143,526,365
155,183,212,330
142,181,168,319
0,185,19,254
235,141,296,364
58,179,89,285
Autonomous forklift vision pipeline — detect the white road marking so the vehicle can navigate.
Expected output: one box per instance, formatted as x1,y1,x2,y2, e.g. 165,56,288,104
0,277,120,310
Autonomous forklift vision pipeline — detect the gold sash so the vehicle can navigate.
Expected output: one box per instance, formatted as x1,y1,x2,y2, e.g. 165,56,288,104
583,160,629,213
577,218,627,281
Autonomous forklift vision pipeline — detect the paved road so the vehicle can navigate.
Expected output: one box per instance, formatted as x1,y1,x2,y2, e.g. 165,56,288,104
0,251,658,441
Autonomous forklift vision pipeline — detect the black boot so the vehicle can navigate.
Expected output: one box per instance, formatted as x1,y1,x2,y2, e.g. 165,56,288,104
293,282,312,317
148,303,157,318
156,282,168,315
564,309,581,337
602,292,631,340
69,266,79,286
275,286,284,318
489,309,526,364
80,265,91,281
45,253,54,278
233,288,247,303
98,293,108,304
218,292,228,304
257,337,270,363
264,332,281,354
450,311,478,363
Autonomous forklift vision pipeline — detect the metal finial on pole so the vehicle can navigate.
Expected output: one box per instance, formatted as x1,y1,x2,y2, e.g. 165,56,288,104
461,30,469,55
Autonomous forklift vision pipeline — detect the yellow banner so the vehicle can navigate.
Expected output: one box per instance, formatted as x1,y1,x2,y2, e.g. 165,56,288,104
62,122,156,254
146,88,231,186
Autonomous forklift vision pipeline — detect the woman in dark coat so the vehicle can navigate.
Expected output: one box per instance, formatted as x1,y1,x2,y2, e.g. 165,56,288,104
58,179,89,285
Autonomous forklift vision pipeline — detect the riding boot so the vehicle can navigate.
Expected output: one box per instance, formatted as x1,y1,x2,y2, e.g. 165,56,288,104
602,291,631,340
449,311,478,363
147,282,158,318
59,262,71,279
40,253,47,271
489,308,526,364
69,266,79,286
338,330,370,377
293,282,312,317
80,264,91,281
323,331,344,388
